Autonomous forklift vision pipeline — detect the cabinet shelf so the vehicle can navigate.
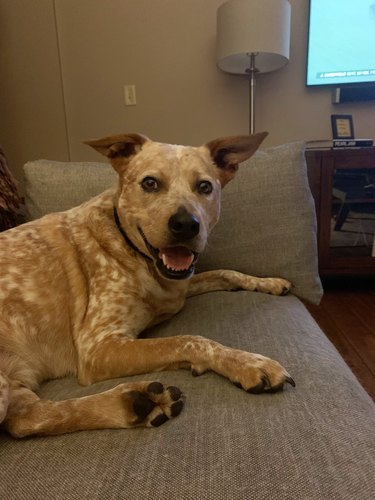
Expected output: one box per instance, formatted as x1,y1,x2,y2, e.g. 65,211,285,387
306,147,375,276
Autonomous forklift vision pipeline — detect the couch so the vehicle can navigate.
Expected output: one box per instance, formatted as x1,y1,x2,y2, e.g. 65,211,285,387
0,141,374,499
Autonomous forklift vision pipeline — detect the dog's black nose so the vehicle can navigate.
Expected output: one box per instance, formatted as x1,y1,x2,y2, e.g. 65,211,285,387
168,208,200,240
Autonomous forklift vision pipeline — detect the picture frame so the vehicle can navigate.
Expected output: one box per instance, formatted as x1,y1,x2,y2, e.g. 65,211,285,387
331,114,355,139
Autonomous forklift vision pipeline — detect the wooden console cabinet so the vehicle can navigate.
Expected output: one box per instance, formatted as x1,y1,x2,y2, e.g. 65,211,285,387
305,147,375,276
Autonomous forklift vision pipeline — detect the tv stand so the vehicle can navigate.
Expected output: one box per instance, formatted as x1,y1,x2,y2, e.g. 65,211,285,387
306,147,375,276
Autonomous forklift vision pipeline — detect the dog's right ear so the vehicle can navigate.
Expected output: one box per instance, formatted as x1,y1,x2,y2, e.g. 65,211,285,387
83,133,148,170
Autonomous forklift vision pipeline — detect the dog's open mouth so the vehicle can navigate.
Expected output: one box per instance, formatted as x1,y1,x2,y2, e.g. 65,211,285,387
158,246,196,278
139,228,197,280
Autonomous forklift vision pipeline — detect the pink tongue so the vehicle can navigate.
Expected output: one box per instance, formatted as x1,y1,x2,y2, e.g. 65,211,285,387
159,247,194,271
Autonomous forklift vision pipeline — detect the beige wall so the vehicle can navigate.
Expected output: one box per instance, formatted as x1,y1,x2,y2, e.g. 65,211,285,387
1,0,375,185
0,0,69,184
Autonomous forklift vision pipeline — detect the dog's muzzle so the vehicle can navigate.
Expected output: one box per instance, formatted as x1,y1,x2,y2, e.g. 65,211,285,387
138,208,200,280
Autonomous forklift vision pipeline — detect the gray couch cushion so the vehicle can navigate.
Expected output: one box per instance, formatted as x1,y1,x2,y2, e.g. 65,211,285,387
0,293,374,499
23,159,117,220
197,142,322,304
23,142,322,304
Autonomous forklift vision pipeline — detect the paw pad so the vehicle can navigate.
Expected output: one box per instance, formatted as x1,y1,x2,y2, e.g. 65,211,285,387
170,400,184,418
150,413,169,427
128,382,184,428
132,391,156,422
147,382,164,394
167,386,182,401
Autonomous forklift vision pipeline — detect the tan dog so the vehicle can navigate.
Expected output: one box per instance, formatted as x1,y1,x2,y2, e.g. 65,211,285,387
0,132,294,438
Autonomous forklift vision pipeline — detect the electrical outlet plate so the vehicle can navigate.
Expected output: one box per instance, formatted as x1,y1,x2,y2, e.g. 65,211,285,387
124,85,136,106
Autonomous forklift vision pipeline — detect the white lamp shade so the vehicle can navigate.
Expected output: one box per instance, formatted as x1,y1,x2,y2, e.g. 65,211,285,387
217,0,291,74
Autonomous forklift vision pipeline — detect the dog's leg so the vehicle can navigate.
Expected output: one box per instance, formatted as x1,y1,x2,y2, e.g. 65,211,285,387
4,380,184,437
0,371,10,424
78,335,294,393
187,270,291,297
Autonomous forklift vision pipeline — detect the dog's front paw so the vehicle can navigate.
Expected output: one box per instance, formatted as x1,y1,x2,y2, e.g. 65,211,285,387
252,277,291,296
217,349,295,394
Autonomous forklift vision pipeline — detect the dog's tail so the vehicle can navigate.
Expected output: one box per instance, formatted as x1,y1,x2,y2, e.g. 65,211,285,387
0,371,10,424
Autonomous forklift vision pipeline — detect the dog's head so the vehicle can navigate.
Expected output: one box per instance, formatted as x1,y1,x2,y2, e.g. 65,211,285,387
84,132,267,280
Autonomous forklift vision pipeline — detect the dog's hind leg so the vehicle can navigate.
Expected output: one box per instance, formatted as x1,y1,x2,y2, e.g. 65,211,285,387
0,371,10,424
3,380,184,437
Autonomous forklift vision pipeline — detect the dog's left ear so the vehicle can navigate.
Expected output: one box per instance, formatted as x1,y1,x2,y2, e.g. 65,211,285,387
205,132,268,187
83,133,149,172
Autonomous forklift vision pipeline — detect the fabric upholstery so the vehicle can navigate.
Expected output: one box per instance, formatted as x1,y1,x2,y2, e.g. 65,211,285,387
23,142,322,304
0,293,374,499
23,159,117,220
197,142,322,304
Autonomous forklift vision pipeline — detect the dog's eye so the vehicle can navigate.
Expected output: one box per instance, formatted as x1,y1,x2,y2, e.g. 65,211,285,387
141,176,159,192
197,180,213,195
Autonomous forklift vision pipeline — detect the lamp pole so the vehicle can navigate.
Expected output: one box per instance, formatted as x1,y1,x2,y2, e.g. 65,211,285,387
246,53,258,135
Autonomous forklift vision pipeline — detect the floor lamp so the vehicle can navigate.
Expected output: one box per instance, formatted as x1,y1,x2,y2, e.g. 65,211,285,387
216,0,291,134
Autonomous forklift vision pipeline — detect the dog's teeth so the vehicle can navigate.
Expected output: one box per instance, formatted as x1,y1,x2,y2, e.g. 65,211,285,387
161,253,178,271
163,256,173,270
159,248,194,273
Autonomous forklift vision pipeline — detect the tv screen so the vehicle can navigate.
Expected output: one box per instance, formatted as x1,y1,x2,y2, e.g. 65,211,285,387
306,0,375,86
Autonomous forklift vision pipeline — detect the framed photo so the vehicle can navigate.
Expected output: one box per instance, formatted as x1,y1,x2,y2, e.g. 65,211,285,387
331,114,355,139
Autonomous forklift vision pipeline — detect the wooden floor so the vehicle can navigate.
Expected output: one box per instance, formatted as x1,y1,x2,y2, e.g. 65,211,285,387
306,276,375,401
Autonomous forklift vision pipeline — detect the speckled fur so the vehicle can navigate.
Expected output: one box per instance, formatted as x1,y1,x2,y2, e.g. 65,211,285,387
0,132,293,437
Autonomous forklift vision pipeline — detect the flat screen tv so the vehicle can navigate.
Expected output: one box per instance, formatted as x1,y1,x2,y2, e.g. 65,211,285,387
306,0,375,87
